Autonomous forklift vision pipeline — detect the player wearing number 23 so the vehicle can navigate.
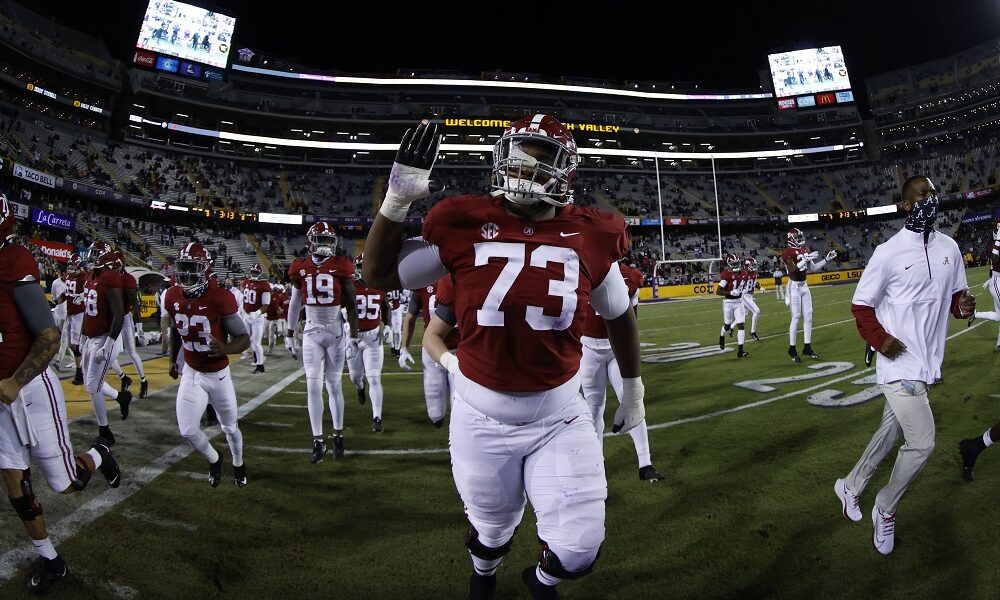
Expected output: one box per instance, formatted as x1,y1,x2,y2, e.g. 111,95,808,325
363,115,645,599
166,243,251,488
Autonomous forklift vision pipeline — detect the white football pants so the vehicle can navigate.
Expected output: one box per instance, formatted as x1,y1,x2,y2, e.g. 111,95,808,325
347,328,385,419
786,280,813,346
389,307,403,351
302,324,346,436
176,366,243,466
579,344,652,468
742,293,761,334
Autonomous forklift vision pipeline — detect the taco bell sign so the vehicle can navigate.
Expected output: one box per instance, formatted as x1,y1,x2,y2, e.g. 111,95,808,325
30,207,75,231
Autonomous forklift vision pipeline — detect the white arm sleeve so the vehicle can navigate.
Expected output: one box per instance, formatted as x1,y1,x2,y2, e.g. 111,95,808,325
590,263,630,320
807,258,828,272
397,237,448,290
287,286,302,329
260,291,271,309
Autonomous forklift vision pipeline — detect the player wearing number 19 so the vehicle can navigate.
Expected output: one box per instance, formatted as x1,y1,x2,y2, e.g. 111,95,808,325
166,243,251,488
286,222,360,464
364,116,644,600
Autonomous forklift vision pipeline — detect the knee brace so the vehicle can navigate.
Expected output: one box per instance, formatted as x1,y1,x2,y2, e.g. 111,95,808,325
465,524,516,560
8,470,43,521
537,538,601,580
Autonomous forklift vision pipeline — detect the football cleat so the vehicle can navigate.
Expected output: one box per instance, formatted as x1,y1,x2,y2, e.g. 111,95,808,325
372,417,383,433
357,386,366,405
959,438,984,481
27,556,68,594
719,335,725,351
119,374,132,393
139,378,148,399
788,347,802,363
332,434,345,460
521,566,559,600
310,439,327,464
234,464,248,488
98,425,116,447
391,348,400,358
871,506,896,555
737,349,749,358
750,332,760,342
91,440,120,489
117,390,133,420
864,345,876,367
468,572,497,600
638,465,663,482
802,345,820,359
431,417,445,429
834,478,862,522
254,364,265,374
209,453,223,488
728,327,734,339
967,314,976,327
72,368,83,385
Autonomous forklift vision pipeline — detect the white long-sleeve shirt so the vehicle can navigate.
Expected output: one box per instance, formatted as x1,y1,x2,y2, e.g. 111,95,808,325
853,228,967,385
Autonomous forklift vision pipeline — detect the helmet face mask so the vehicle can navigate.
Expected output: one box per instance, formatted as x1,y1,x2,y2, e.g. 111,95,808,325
87,240,115,269
308,222,338,258
491,115,578,208
787,228,806,248
354,253,363,281
249,264,263,281
725,253,741,272
744,257,758,273
176,243,212,296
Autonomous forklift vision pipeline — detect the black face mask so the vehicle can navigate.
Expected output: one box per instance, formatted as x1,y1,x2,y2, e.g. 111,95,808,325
904,194,939,235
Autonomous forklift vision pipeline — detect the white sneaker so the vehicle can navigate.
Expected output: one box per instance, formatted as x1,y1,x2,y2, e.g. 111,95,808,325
871,506,896,555
834,479,862,522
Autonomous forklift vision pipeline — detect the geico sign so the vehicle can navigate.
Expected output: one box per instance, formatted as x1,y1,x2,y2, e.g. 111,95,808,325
820,270,863,282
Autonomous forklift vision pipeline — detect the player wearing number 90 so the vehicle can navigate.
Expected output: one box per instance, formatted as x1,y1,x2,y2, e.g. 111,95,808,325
286,222,360,464
363,115,644,600
166,243,251,488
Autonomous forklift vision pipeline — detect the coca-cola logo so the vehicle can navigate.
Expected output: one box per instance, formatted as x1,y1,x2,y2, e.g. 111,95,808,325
134,50,156,66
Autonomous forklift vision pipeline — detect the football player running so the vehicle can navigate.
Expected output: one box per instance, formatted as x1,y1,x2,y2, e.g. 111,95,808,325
742,257,762,342
347,254,391,431
781,227,837,362
107,252,148,398
716,253,749,358
65,254,87,385
364,116,644,600
287,223,359,464
166,243,251,488
241,264,271,373
385,288,405,356
967,219,1000,349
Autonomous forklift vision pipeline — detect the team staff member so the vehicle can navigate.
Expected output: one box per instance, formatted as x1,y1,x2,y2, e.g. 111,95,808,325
834,175,974,555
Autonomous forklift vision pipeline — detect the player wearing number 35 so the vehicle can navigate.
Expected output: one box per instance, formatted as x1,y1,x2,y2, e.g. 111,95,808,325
166,243,251,488
363,115,644,600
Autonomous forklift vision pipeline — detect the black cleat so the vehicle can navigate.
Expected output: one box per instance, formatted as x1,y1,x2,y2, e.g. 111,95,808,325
209,452,223,488
332,434,345,460
372,417,383,433
521,566,560,600
234,464,247,488
254,364,265,374
119,374,132,392
27,556,68,594
729,327,734,338
310,439,326,464
431,417,445,429
719,335,725,351
117,390,133,421
750,332,760,342
357,386,366,405
959,438,985,481
737,349,749,358
469,572,497,600
789,347,802,363
71,368,83,385
391,348,400,358
139,378,148,399
91,440,120,488
98,425,116,447
205,405,219,427
638,465,664,482
968,314,976,327
802,345,820,359
865,345,876,367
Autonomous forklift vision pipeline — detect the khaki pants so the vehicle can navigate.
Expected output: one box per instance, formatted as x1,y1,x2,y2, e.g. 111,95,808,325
845,380,935,513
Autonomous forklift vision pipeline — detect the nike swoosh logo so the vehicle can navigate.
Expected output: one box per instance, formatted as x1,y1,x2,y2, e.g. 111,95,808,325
219,376,226,380
563,415,580,425
559,232,580,237
904,265,913,270
109,474,120,486
198,306,208,309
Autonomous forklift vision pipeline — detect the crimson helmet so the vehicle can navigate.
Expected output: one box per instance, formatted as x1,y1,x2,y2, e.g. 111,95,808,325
993,219,1000,242
110,250,125,272
0,192,16,248
491,114,578,207
307,222,338,257
66,252,84,275
176,242,213,296
87,240,115,268
249,263,264,280
744,257,759,273
353,253,364,280
725,253,741,272
787,228,805,248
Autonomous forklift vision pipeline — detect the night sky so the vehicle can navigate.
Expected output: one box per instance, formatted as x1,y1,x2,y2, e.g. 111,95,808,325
28,1,1000,98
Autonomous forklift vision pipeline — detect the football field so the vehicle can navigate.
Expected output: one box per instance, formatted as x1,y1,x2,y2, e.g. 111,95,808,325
1,268,999,599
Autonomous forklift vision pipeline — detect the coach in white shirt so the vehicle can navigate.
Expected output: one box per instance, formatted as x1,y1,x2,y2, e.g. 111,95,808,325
834,175,975,556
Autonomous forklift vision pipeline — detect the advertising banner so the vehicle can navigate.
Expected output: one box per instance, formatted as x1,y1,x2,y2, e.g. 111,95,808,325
28,239,75,263
13,163,56,188
639,268,865,301
30,207,75,231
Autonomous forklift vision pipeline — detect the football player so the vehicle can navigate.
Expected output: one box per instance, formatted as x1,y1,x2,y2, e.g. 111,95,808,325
385,288,405,356
64,253,87,385
781,227,837,362
967,219,1000,349
742,257,762,342
287,223,359,463
716,253,749,358
106,252,148,398
166,243,250,487
400,276,460,427
363,117,643,600
580,262,662,481
0,196,120,592
80,240,133,445
347,254,391,431
265,283,284,355
48,265,74,371
241,264,271,373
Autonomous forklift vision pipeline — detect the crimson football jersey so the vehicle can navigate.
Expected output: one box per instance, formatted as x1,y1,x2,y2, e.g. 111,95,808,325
0,244,42,380
82,268,123,337
423,194,628,392
718,269,747,300
744,270,760,294
121,270,138,314
990,239,999,274
164,279,239,373
266,291,286,321
782,246,812,278
65,273,86,316
386,289,403,310
288,256,355,309
580,263,642,339
241,279,271,312
353,282,386,332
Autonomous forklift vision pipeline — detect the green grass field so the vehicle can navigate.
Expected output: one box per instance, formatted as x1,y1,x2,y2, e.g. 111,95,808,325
2,267,999,599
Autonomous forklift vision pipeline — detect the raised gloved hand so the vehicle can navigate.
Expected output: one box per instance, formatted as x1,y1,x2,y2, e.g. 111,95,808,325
398,347,414,370
380,122,444,222
612,377,645,434
825,250,838,261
